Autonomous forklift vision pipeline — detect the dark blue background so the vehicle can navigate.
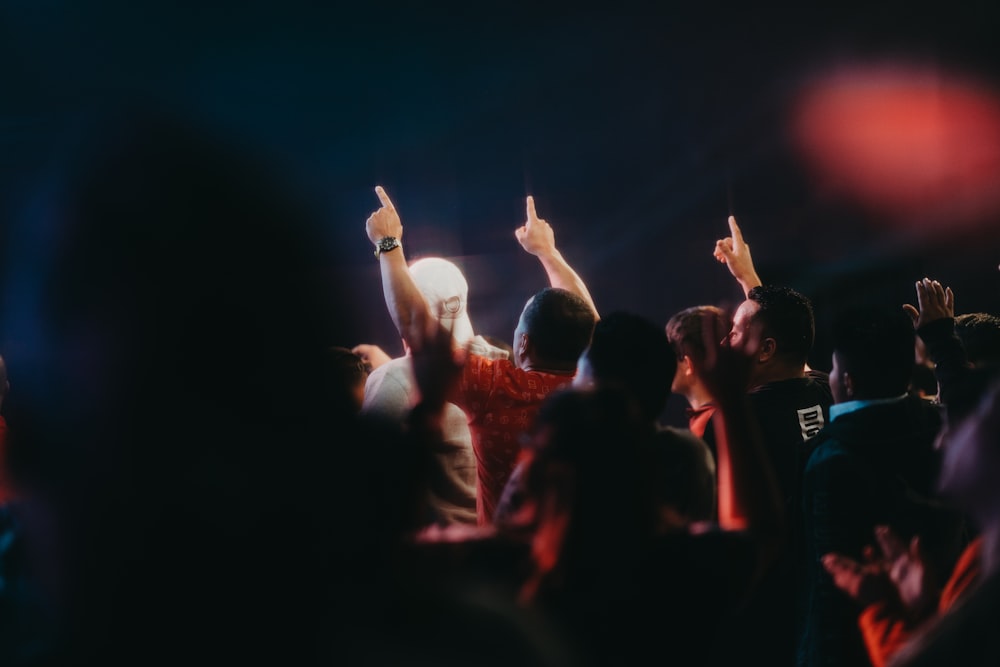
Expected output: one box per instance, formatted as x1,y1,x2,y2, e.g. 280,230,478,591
1,1,998,418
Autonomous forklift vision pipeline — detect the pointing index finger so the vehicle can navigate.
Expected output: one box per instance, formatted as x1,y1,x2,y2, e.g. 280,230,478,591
375,185,395,211
526,195,538,224
728,216,744,243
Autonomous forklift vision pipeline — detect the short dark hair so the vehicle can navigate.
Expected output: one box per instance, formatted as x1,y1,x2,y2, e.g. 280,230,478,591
747,285,815,366
665,305,726,360
583,311,676,421
325,346,370,388
955,312,1000,367
522,287,596,368
832,305,915,399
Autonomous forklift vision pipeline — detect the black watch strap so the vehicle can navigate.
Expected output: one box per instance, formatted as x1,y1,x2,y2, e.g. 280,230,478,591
374,236,401,258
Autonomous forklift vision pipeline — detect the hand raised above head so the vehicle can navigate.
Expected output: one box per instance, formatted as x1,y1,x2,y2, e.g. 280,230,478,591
515,195,557,257
365,185,403,245
903,278,955,329
713,216,762,296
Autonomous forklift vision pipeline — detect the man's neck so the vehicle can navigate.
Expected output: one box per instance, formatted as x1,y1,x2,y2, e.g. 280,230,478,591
521,359,576,375
685,383,715,410
750,362,806,390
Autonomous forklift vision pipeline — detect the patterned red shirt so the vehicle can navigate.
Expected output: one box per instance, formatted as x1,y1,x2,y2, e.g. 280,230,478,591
452,354,573,525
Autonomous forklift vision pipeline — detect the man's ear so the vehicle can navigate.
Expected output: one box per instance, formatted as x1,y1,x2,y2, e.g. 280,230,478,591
682,354,695,377
842,371,855,399
517,332,530,358
759,337,777,363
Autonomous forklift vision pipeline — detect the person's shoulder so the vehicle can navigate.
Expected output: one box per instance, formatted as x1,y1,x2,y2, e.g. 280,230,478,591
373,356,412,378
805,369,831,390
466,335,511,361
362,356,414,413
464,352,514,375
804,433,858,474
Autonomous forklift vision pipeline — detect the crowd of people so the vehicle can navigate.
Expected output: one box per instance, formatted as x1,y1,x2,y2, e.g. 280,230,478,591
0,108,998,666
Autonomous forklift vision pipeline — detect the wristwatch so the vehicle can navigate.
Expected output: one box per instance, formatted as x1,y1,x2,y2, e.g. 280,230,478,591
374,236,400,258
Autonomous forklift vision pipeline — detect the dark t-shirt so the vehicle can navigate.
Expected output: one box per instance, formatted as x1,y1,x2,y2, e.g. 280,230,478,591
750,371,833,517
715,371,833,667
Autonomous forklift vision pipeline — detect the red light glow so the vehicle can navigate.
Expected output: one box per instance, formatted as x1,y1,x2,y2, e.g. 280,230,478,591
792,64,1000,229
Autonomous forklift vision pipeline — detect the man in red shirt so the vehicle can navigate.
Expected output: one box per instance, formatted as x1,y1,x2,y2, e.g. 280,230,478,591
365,186,598,524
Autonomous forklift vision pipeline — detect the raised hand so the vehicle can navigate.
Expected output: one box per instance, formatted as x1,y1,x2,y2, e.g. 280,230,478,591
714,216,763,297
903,278,955,329
366,185,403,245
515,195,557,258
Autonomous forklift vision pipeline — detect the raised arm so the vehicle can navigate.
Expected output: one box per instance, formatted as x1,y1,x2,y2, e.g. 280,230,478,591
365,185,434,350
515,195,599,319
714,216,763,298
690,312,784,562
903,278,966,406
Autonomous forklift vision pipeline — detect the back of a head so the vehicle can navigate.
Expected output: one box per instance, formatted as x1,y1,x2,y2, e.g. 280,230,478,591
409,257,474,345
522,288,596,369
665,305,726,360
747,285,815,366
955,312,1000,367
325,346,371,412
583,311,675,422
832,305,916,399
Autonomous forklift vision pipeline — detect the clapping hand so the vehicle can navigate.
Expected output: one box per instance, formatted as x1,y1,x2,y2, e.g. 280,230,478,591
823,525,938,620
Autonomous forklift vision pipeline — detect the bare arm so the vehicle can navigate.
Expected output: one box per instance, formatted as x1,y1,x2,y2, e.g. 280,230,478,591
515,196,599,319
691,312,784,563
365,186,434,350
714,216,763,298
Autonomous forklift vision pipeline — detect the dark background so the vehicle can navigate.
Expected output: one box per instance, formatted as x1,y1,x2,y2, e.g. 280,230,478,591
1,1,998,422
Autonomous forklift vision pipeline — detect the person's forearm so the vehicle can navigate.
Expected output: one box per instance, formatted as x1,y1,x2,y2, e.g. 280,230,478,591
736,272,763,298
379,248,432,348
713,393,784,554
917,317,969,406
536,249,598,317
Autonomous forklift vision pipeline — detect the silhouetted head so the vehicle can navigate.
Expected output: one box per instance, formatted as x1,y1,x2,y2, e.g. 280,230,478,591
955,312,1000,367
325,346,371,413
829,305,915,402
4,103,424,663
574,311,675,422
513,288,595,372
